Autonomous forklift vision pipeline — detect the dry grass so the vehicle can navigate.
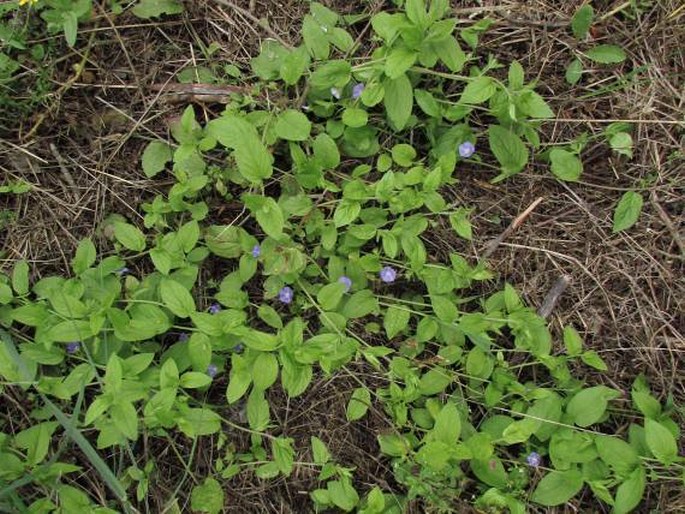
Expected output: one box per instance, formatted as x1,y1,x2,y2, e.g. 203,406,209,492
0,0,683,512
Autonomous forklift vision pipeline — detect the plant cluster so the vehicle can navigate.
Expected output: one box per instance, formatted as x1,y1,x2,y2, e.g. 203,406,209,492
0,1,680,513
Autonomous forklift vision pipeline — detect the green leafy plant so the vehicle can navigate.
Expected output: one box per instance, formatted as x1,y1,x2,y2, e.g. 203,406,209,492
0,1,681,513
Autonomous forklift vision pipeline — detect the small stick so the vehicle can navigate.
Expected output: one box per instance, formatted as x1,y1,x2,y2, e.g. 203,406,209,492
650,192,685,258
482,196,544,259
538,275,572,319
49,143,78,200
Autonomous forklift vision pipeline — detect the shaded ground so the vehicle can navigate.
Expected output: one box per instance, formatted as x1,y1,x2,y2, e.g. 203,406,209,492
0,0,683,512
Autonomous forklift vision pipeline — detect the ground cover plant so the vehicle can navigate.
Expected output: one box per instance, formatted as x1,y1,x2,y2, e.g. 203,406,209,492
0,0,683,513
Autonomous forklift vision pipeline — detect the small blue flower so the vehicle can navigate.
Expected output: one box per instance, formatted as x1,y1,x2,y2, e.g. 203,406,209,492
526,452,542,468
379,266,397,283
338,275,352,292
233,343,244,353
279,286,294,304
178,332,189,343
208,303,221,315
116,267,130,277
207,363,218,378
458,141,476,158
352,83,365,100
330,87,342,100
251,244,261,258
66,342,80,354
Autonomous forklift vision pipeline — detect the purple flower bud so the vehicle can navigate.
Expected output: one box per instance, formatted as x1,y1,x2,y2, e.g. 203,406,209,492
208,303,221,315
117,267,130,277
458,141,476,158
338,275,352,292
251,244,261,258
352,83,365,100
207,363,218,378
526,452,542,468
178,332,189,343
330,87,342,100
379,266,397,283
278,286,294,304
66,342,80,354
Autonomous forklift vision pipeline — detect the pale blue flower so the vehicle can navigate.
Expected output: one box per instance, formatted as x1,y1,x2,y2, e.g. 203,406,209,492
379,266,397,283
352,83,365,99
251,244,261,258
208,303,221,314
459,141,475,158
279,286,294,304
526,452,542,468
330,87,342,100
178,332,189,343
66,342,80,354
338,275,352,292
207,363,218,378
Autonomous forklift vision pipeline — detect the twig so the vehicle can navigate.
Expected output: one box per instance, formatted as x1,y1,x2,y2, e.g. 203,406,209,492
650,192,685,258
482,196,544,259
212,0,293,50
537,275,572,319
49,143,78,200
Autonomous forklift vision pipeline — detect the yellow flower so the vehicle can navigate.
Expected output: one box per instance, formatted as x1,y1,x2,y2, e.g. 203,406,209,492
19,0,39,6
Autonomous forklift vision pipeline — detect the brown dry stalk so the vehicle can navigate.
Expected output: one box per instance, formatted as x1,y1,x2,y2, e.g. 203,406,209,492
482,196,545,259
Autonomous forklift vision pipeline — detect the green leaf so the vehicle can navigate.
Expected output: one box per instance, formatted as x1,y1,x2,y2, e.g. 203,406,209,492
275,110,312,141
391,143,417,167
346,387,371,421
160,278,196,318
327,477,359,512
384,305,410,339
460,76,496,105
111,401,138,440
612,191,643,233
518,91,554,118
550,149,583,181
317,281,346,311
563,326,583,356
383,74,413,131
247,389,270,431
488,125,528,176
280,46,310,85
609,132,633,158
62,11,78,47
12,260,29,296
207,116,272,182
311,436,331,464
614,465,646,514
312,133,340,169
180,371,212,388
385,47,417,79
46,320,94,342
449,208,473,240
532,469,583,506
333,200,361,227
565,58,583,85
243,195,285,239
252,352,279,391
141,141,173,178
113,222,146,252
15,422,59,466
302,16,329,60
132,0,183,18
585,44,626,64
310,60,351,89
596,435,639,475
190,477,224,514
414,89,441,117
566,386,620,427
226,367,251,404
71,238,97,275
571,4,594,40
342,108,368,128
272,437,295,476
429,402,461,444
419,367,452,396
580,350,608,371
644,419,678,465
